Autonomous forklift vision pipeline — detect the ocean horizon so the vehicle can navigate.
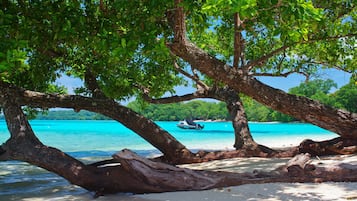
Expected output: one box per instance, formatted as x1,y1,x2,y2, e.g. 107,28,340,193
0,120,339,200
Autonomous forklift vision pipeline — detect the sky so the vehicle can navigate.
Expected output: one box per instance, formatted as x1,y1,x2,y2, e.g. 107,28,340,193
56,68,351,104
256,68,351,93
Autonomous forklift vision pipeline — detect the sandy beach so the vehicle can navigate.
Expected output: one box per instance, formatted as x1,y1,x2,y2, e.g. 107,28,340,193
110,154,357,201
15,154,357,201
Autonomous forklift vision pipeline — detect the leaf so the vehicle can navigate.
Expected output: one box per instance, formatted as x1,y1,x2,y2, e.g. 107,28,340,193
121,38,127,48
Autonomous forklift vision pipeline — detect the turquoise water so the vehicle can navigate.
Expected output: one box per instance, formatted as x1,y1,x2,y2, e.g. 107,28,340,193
0,120,337,152
0,120,338,200
0,120,338,152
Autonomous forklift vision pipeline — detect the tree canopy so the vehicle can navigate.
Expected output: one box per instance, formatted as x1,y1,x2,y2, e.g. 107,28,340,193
1,1,356,100
1,1,184,99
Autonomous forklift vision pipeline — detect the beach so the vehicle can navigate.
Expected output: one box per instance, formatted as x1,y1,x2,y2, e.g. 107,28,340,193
3,154,356,201
106,154,357,201
0,120,355,200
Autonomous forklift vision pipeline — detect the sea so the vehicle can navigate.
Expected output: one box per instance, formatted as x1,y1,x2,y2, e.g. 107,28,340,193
0,120,338,200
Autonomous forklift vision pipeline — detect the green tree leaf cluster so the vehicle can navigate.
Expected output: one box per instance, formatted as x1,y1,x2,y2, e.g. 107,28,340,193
1,1,183,100
333,79,357,112
128,100,228,121
33,110,109,120
289,78,357,112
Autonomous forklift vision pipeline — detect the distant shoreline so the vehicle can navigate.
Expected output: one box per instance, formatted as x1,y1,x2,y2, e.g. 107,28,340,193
0,118,303,124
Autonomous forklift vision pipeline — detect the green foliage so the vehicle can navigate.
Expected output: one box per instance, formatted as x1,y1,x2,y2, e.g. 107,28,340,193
33,110,109,120
45,84,68,94
127,99,296,122
1,0,356,121
241,95,296,122
1,0,182,100
128,100,229,121
333,79,357,112
288,78,357,112
289,79,337,97
191,0,356,77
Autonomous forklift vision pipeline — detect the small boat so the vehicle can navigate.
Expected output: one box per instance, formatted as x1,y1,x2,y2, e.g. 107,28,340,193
177,119,204,130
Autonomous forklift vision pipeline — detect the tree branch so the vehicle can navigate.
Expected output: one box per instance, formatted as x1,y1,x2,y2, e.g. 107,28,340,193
233,13,245,69
0,81,191,162
173,62,209,91
173,0,187,43
305,61,353,73
142,92,208,104
84,68,106,99
252,71,310,80
245,32,357,72
168,16,357,139
245,45,290,71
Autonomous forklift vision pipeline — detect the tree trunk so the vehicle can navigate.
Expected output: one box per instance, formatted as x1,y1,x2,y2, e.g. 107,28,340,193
145,85,261,152
0,98,190,194
168,41,357,139
211,86,276,154
218,87,258,150
0,81,283,164
0,81,194,164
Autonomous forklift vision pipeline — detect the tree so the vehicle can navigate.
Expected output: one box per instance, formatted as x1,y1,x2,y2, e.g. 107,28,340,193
168,0,357,139
0,0,199,165
289,79,338,106
289,79,337,98
334,79,357,112
1,0,357,196
138,65,260,151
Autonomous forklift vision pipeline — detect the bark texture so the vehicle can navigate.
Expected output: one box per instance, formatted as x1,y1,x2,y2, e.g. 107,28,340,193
299,137,357,156
218,87,258,150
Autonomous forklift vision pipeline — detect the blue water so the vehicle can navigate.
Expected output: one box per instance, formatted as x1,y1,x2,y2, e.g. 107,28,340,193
0,120,338,200
0,120,338,153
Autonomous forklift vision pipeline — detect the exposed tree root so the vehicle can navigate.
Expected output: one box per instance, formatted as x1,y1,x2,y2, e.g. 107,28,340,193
299,137,357,156
155,138,357,165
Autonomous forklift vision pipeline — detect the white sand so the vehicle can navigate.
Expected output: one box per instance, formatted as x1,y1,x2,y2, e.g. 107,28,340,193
22,182,357,201
20,155,357,201
132,182,357,201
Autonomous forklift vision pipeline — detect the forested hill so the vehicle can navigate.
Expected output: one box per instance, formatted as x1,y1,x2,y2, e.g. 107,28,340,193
33,110,110,120
0,110,110,121
127,100,296,122
0,100,293,122
0,100,298,122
